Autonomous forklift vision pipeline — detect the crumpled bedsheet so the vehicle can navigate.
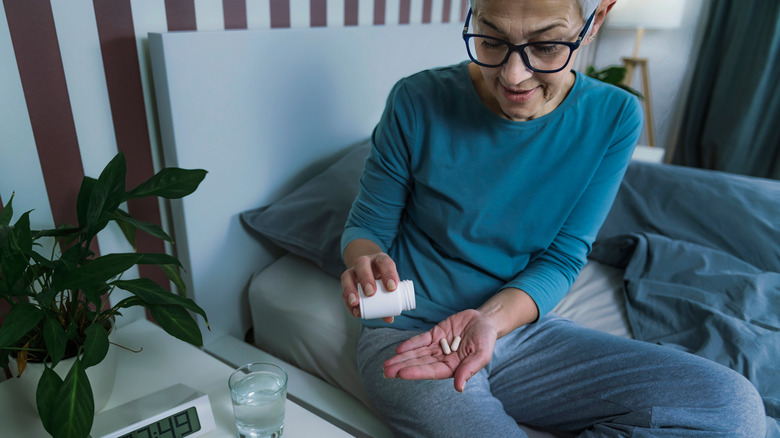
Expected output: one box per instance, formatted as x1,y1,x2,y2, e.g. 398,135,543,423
590,232,780,436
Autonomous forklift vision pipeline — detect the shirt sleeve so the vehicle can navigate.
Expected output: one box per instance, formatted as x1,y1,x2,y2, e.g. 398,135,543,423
341,80,415,255
504,96,644,318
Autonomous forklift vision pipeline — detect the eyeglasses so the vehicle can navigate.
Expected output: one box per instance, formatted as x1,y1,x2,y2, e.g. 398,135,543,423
462,8,596,73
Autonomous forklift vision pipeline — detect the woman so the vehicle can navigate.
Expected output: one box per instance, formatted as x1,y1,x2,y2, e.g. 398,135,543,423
340,0,765,436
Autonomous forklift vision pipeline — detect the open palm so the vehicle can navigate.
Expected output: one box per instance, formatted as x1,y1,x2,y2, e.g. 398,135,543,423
382,309,498,392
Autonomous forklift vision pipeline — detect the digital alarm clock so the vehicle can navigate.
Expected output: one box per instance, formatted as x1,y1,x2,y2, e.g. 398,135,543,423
90,383,216,438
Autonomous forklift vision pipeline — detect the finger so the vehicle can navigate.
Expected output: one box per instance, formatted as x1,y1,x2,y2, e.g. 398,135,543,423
372,253,400,291
395,330,434,354
396,361,455,381
340,269,361,317
382,316,394,324
383,354,442,378
352,256,377,296
453,352,488,393
383,344,439,369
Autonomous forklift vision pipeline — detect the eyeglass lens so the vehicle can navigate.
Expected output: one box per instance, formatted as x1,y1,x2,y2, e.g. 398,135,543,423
466,36,572,70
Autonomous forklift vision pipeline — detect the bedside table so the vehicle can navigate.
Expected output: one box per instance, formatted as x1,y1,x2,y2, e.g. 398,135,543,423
0,319,351,437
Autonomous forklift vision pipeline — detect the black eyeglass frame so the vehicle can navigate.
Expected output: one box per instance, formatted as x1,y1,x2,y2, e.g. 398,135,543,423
462,7,596,73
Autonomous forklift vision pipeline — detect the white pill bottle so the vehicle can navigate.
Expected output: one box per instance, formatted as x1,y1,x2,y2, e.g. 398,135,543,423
358,280,416,319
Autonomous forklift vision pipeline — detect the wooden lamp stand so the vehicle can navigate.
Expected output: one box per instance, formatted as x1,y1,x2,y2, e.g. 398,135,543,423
621,28,656,146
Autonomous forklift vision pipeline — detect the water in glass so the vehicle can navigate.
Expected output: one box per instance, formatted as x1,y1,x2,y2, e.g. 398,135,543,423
231,371,286,437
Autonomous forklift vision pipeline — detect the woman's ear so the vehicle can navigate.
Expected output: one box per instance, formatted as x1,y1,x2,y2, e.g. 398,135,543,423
585,0,618,44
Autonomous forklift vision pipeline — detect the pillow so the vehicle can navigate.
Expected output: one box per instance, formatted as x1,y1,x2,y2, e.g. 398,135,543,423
240,140,370,278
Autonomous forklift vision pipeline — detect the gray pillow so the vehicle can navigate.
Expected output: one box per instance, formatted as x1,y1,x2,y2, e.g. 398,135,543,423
240,141,370,278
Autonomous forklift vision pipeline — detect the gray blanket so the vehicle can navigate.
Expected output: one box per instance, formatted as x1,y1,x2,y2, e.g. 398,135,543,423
593,161,780,436
591,233,779,435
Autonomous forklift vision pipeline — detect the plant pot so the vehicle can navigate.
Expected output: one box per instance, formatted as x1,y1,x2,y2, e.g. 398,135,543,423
6,326,119,414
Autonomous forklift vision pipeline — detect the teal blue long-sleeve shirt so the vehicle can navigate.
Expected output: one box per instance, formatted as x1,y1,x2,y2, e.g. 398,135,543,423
342,61,643,330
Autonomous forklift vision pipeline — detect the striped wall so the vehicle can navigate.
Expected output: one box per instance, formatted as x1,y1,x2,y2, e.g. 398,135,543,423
0,0,469,323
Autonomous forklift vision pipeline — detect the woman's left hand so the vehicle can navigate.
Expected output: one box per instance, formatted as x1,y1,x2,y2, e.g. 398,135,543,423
382,309,498,392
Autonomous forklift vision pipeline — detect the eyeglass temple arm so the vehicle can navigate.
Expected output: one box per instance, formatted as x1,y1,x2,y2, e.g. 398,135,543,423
462,8,472,34
575,10,597,44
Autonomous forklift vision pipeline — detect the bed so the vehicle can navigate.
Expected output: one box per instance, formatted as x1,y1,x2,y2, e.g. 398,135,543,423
149,23,780,438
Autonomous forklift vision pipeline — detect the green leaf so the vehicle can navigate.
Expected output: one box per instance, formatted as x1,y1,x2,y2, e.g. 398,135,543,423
54,253,143,291
160,264,187,297
110,295,144,310
0,302,43,348
33,225,82,239
1,216,31,292
111,278,207,324
43,318,68,368
125,168,207,200
50,358,94,438
80,324,109,369
1,210,33,291
29,250,56,268
112,210,137,250
80,283,110,308
76,176,97,229
85,153,127,237
37,366,64,435
12,210,33,253
599,66,626,85
35,285,60,309
0,192,13,225
107,210,173,244
136,253,182,267
149,304,203,347
0,224,10,249
0,350,8,369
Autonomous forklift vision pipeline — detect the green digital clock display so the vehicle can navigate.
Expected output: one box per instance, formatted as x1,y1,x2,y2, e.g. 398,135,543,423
118,406,202,438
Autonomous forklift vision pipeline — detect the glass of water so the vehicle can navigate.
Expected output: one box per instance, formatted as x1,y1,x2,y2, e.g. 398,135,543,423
229,362,288,438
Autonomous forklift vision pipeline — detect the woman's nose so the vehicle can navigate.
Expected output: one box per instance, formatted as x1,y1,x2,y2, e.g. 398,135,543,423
502,51,534,85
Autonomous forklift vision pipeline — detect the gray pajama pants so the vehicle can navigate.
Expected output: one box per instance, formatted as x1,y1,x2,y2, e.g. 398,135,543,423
357,316,766,437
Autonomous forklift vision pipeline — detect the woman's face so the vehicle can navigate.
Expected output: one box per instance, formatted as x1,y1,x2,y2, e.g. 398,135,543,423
470,0,587,121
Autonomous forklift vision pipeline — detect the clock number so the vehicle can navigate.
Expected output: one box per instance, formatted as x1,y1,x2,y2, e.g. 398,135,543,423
173,410,193,436
135,426,153,438
122,406,203,438
173,407,201,437
156,417,175,438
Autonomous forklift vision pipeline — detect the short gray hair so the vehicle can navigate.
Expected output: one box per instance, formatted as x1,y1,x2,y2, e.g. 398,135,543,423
469,0,601,23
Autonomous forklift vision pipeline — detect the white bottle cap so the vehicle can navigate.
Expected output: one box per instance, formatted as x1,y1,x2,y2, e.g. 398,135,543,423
358,280,415,320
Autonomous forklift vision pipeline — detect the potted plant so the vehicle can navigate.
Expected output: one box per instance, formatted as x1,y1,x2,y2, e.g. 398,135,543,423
0,152,208,438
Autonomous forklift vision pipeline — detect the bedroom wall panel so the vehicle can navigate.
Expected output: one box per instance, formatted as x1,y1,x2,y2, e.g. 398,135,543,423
149,22,467,344
0,0,470,329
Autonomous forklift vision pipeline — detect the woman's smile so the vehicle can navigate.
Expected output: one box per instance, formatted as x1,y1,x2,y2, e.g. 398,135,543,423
500,83,539,103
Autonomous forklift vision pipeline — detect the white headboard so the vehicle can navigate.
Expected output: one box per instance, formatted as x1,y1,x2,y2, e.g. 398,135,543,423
149,24,467,346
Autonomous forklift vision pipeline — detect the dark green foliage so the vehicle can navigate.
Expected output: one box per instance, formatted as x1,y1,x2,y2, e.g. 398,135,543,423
0,152,208,438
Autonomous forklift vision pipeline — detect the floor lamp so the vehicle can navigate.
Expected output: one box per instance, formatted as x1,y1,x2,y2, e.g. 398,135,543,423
605,0,686,147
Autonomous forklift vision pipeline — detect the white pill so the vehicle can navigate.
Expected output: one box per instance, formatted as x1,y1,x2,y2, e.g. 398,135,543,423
451,336,461,352
440,338,451,355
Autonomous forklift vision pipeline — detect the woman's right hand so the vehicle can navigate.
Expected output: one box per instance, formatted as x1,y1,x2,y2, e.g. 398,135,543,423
341,251,400,324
